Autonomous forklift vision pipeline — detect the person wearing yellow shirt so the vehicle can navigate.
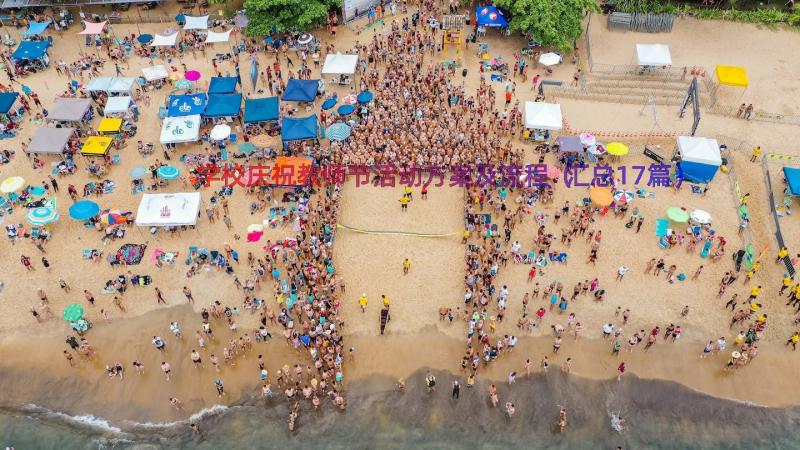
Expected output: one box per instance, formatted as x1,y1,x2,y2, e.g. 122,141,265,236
750,146,761,162
748,285,761,300
382,294,391,308
462,229,471,244
786,332,800,351
404,186,413,200
358,294,368,313
749,302,761,313
780,275,793,295
740,192,751,206
399,195,410,211
777,246,789,263
402,258,411,274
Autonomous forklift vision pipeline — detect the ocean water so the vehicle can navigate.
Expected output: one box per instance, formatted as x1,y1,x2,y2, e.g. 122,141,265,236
3,371,800,450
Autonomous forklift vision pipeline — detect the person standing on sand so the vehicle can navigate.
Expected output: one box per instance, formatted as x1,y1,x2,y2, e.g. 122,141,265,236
402,258,411,274
161,362,172,380
154,287,167,305
616,266,629,281
617,362,626,381
452,379,460,399
215,379,225,397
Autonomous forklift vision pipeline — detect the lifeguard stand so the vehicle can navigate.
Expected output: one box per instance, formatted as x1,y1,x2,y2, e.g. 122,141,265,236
442,14,465,65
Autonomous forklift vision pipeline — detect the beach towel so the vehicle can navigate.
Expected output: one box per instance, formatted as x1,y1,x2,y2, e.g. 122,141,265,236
115,243,147,265
700,241,712,258
655,218,668,237
490,74,503,83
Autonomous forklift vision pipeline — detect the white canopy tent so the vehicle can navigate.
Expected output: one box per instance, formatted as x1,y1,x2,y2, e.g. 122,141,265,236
108,77,135,94
183,15,209,30
321,53,358,75
677,136,721,165
205,29,233,43
104,96,132,115
85,77,113,92
142,65,168,81
153,32,179,47
135,192,201,227
524,101,563,130
160,115,201,144
635,44,672,66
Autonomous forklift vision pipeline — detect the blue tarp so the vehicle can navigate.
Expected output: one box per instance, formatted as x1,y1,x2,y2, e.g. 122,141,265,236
23,20,51,38
678,161,718,184
244,97,279,123
784,167,800,197
281,115,318,142
475,5,508,28
12,40,51,61
282,79,319,102
204,93,243,117
208,76,239,94
167,93,207,117
0,92,19,114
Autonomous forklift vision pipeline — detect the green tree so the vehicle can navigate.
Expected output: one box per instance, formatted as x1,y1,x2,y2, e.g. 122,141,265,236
494,0,597,52
243,0,338,36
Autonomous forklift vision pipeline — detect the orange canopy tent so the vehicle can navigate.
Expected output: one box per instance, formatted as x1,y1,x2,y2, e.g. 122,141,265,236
271,156,313,186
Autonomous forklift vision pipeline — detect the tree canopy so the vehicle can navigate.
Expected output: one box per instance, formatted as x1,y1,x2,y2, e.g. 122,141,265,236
243,0,338,36
494,0,597,52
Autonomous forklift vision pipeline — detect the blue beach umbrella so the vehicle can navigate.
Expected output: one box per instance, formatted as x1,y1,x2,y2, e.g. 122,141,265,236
157,165,180,180
137,34,153,44
325,123,351,141
337,104,355,116
250,57,258,89
27,207,59,225
321,97,338,111
130,166,147,178
69,200,100,220
357,91,373,104
175,13,186,23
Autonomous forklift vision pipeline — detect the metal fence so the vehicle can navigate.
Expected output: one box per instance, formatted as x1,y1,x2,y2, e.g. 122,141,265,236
709,104,800,127
542,83,686,106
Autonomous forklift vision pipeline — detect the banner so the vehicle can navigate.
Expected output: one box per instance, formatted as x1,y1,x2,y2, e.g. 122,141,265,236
343,0,381,22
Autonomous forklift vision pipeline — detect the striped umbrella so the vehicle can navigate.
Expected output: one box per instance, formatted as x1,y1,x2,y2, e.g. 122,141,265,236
27,207,59,225
613,189,634,203
250,134,275,148
342,94,357,105
99,209,124,225
325,123,351,141
175,78,194,90
157,165,180,179
0,176,24,193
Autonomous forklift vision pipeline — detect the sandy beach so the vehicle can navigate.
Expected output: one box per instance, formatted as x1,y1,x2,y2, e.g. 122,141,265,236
1,1,800,447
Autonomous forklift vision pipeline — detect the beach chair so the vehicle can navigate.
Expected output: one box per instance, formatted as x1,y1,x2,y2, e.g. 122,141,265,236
30,226,40,239
210,250,219,260
700,241,712,258
112,154,121,165
655,218,668,237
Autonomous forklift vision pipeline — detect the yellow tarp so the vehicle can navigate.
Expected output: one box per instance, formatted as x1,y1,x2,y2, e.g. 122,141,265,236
98,117,122,133
716,65,748,88
81,136,113,156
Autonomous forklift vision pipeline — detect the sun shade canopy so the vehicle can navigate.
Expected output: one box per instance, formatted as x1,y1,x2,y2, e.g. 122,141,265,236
48,97,91,122
244,97,279,123
715,65,748,87
635,44,672,66
135,192,201,226
321,53,358,75
524,101,562,130
27,127,75,154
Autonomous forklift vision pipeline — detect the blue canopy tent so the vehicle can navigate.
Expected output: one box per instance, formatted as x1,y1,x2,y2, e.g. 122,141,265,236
244,97,279,123
12,41,51,62
281,115,319,146
0,92,19,116
282,79,319,102
676,136,722,184
167,93,207,117
23,20,51,38
208,76,239,94
784,167,800,197
475,5,509,28
204,93,243,118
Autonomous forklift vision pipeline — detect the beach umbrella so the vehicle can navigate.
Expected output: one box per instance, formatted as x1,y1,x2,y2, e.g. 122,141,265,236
157,165,180,180
357,91,374,104
27,207,59,225
250,134,275,148
137,34,153,44
589,186,613,207
321,97,338,111
606,142,629,156
175,13,186,23
0,176,24,193
666,207,690,223
247,223,263,233
29,185,46,197
690,209,712,224
546,165,560,179
63,303,84,322
184,70,201,82
613,189,634,203
71,318,89,332
234,12,249,28
342,94,357,105
588,144,605,155
130,166,147,178
250,57,258,89
210,124,232,141
99,209,123,225
69,200,100,220
579,132,596,147
538,52,561,67
337,104,355,116
247,230,264,242
174,78,194,90
297,33,314,45
325,123,351,141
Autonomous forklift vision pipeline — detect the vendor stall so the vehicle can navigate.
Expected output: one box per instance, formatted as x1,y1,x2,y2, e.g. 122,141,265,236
135,192,201,227
80,136,113,157
142,65,169,82
243,96,279,129
26,127,75,155
86,77,135,96
0,92,20,122
167,93,207,117
47,97,92,125
322,53,358,85
98,118,123,135
208,76,239,94
160,115,201,144
11,40,51,72
204,93,242,119
676,136,722,183
635,44,672,68
282,79,320,102
281,115,318,148
103,97,132,118
524,101,562,141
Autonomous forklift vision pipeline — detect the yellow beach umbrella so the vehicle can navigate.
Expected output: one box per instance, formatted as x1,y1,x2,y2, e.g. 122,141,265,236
606,142,629,156
0,176,24,193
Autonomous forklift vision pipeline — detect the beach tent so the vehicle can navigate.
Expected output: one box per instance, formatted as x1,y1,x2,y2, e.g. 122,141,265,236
272,156,313,186
86,77,113,92
23,20,51,38
153,32,179,47
244,97,279,123
80,136,113,156
715,65,748,87
11,40,51,61
142,65,168,81
108,77,135,94
282,79,319,102
281,115,318,144
0,92,19,115
78,21,107,35
160,115,201,144
204,93,242,118
475,5,508,28
183,15,209,30
104,96,131,116
135,192,201,226
208,76,239,94
524,101,562,130
784,167,800,197
558,136,583,153
27,127,75,154
677,136,722,183
167,93,207,117
205,29,233,43
47,97,91,122
321,53,358,75
635,44,672,66
98,117,123,134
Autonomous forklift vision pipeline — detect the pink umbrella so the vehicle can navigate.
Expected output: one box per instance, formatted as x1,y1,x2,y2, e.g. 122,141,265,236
184,70,201,81
546,165,560,179
342,94,357,105
247,231,264,242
